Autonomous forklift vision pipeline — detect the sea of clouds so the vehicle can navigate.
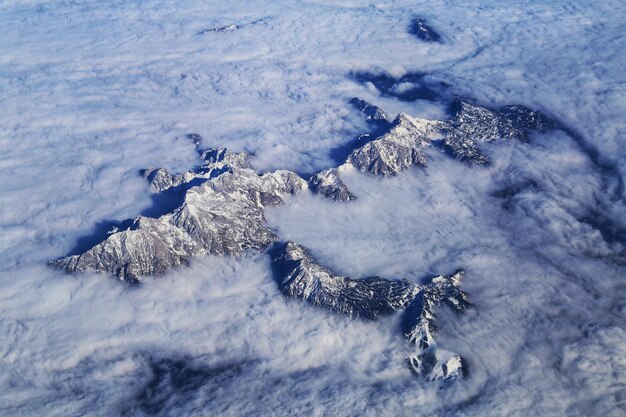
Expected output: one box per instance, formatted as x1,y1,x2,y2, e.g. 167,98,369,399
0,0,624,416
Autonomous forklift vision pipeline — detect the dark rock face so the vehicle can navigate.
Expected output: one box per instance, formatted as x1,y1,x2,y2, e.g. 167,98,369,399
271,241,468,381
410,18,442,43
449,100,527,142
308,168,356,202
199,146,251,168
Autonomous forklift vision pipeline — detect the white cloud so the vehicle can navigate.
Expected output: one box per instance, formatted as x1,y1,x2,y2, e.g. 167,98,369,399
0,0,624,416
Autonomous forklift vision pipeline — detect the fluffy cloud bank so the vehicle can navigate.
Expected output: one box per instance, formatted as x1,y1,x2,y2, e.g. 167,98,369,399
0,0,624,416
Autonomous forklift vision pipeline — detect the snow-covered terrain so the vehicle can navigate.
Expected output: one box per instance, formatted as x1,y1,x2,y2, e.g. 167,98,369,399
1,1,625,416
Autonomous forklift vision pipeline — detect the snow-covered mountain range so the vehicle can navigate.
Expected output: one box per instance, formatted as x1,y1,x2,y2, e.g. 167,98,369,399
2,1,624,416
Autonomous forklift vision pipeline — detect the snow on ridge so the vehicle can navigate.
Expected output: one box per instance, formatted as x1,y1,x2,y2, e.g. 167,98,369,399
1,1,625,416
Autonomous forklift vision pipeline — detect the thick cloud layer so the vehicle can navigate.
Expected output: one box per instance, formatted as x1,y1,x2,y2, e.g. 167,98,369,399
0,1,624,416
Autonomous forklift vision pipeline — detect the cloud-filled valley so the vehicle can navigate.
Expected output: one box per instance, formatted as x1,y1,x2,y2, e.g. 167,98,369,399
1,0,625,416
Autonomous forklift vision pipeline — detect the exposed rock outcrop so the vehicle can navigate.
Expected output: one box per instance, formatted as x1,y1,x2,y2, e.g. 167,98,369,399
443,100,554,165
410,18,442,43
403,270,468,381
52,149,307,282
271,241,468,381
349,97,389,121
308,168,356,202
197,24,239,35
272,241,417,318
347,112,444,175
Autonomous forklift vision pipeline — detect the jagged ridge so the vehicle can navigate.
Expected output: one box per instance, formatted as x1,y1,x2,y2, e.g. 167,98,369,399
443,100,555,165
272,241,417,318
347,112,444,175
342,97,554,173
52,135,368,280
349,97,389,121
271,241,468,381
52,146,307,282
308,168,356,202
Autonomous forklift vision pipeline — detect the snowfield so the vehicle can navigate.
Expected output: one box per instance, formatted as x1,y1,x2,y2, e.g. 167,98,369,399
1,1,624,416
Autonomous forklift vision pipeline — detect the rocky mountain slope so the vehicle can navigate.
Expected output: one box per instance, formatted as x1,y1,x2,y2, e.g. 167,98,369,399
346,111,444,175
272,241,469,381
52,145,307,282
